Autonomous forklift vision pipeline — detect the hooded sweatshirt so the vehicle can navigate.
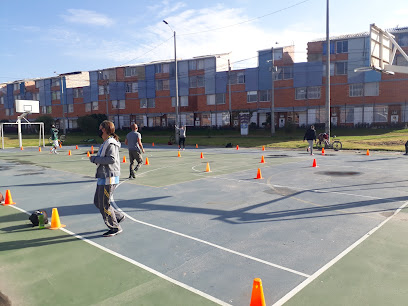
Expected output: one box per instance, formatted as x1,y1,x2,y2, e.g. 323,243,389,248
90,137,121,181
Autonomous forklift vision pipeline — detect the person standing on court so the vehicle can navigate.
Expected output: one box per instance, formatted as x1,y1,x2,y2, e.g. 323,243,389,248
303,125,317,155
175,125,186,150
89,120,125,237
50,124,59,154
125,123,145,179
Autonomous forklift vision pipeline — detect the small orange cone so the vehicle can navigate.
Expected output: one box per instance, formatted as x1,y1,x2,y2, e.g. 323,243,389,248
87,151,90,157
152,142,155,147
250,278,266,306
236,145,239,150
178,151,181,157
260,155,265,163
123,156,127,163
366,149,370,156
59,143,62,148
39,147,42,152
68,150,72,156
145,157,150,165
20,146,24,151
205,162,211,172
91,145,94,154
196,144,198,148
312,159,317,167
200,152,204,159
321,147,325,155
2,190,16,205
262,145,265,151
49,208,66,230
255,168,263,179
75,145,78,150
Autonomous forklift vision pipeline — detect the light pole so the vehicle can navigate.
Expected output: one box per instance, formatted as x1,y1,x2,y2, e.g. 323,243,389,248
267,46,277,135
163,20,179,144
325,0,331,138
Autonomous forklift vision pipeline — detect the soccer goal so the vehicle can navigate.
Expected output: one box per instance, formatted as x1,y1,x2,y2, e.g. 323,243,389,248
0,100,45,149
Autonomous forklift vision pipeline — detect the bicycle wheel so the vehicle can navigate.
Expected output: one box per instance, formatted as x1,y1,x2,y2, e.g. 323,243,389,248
60,135,66,142
333,141,342,151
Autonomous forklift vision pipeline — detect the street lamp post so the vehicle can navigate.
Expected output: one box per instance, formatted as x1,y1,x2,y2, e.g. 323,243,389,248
325,0,331,138
267,47,276,135
163,20,180,144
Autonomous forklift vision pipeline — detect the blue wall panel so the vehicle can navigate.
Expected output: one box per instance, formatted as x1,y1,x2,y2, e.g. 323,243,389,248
178,61,189,97
83,86,91,103
293,62,323,87
19,83,25,96
258,50,272,90
38,80,45,106
60,77,67,105
44,79,52,106
245,68,258,91
205,58,216,94
25,92,33,100
215,72,227,93
138,80,147,99
90,71,99,102
109,82,126,100
322,42,335,55
66,88,73,105
6,84,13,109
364,70,381,82
145,65,156,99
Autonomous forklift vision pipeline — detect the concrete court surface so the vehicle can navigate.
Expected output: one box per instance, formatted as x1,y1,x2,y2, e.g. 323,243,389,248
1,145,408,305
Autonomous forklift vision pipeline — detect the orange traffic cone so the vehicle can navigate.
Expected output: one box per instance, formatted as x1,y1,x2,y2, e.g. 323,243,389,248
87,151,90,157
312,159,317,167
205,162,211,172
20,146,24,151
200,152,204,159
75,145,78,150
68,150,72,156
260,155,265,163
262,145,265,151
49,208,66,230
196,144,198,148
152,142,155,147
59,143,62,148
178,151,181,157
145,157,150,165
366,149,370,156
236,145,239,150
91,145,94,154
123,156,127,163
2,190,16,205
255,168,263,179
39,147,42,152
250,278,266,306
321,147,325,155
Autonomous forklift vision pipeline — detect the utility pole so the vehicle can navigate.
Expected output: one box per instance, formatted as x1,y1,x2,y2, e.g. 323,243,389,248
228,59,232,127
60,76,66,134
104,80,109,120
325,0,331,138
270,47,276,135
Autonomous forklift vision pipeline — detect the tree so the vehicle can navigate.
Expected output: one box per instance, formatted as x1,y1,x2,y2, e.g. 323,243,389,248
35,115,54,129
77,115,99,132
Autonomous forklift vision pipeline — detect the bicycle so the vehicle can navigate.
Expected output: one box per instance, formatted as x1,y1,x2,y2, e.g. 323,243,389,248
316,133,342,151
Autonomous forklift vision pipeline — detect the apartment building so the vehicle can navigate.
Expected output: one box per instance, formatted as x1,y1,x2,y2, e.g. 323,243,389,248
1,27,407,130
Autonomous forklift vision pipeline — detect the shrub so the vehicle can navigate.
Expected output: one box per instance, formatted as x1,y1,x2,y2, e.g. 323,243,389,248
77,115,99,132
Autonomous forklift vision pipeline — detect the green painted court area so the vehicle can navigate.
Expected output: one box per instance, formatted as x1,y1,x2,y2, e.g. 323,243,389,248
0,207,218,306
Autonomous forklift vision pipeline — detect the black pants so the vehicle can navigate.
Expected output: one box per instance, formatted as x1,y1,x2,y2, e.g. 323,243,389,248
179,137,185,149
129,150,143,177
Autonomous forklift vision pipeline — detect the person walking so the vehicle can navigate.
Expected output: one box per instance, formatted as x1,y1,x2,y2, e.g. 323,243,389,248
50,124,59,154
125,123,145,179
303,125,317,155
176,125,186,150
89,120,125,237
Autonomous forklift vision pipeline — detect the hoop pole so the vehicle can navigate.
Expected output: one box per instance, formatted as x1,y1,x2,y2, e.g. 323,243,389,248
1,123,4,150
17,118,22,149
42,123,45,147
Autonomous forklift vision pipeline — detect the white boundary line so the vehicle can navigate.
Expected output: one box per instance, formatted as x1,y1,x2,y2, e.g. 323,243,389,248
6,204,231,306
273,199,408,306
110,199,310,278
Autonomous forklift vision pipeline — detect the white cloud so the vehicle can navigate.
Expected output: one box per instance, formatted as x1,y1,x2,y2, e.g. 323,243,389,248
61,9,114,27
148,0,186,18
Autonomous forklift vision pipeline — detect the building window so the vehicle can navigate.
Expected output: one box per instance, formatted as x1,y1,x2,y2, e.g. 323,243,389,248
364,82,379,96
295,87,307,100
273,48,283,60
374,105,388,122
189,59,204,71
216,93,225,105
189,75,205,88
125,67,138,77
349,83,364,97
155,64,162,73
51,78,60,87
259,90,270,102
335,62,347,75
13,83,19,91
323,63,335,76
132,82,138,92
207,94,215,105
275,67,293,80
112,100,125,109
46,106,52,114
68,104,74,113
42,106,52,114
5,109,9,116
92,101,98,111
237,72,245,84
147,98,155,108
0,96,4,104
52,91,61,100
85,103,91,112
336,40,348,53
307,87,321,99
180,96,188,107
247,91,257,103
399,33,408,47
140,98,147,108
156,80,169,91
98,85,104,95
73,88,83,98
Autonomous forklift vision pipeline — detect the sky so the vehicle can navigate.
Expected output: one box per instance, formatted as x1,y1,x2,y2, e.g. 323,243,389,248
1,0,407,82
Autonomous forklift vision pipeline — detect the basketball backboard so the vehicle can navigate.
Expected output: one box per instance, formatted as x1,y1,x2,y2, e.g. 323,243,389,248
15,100,39,114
